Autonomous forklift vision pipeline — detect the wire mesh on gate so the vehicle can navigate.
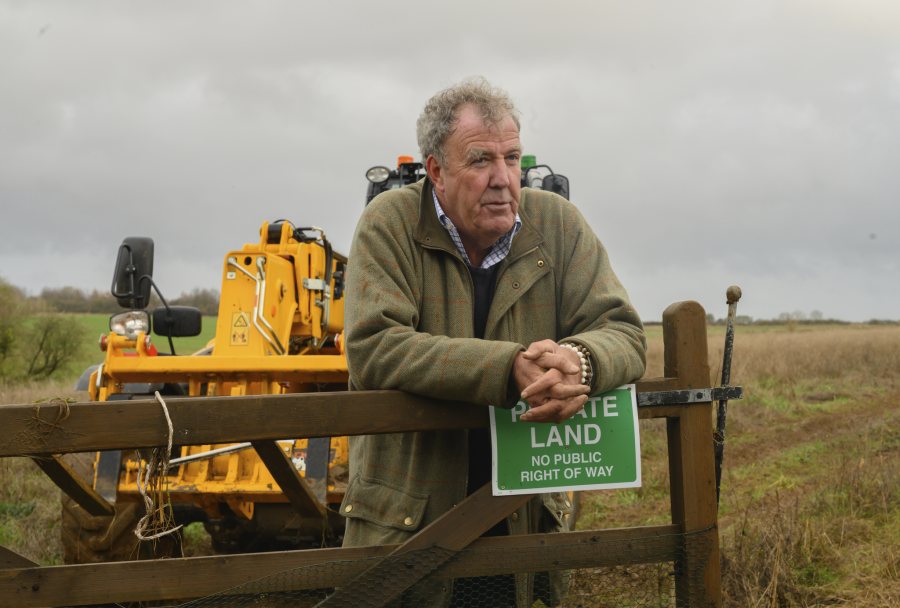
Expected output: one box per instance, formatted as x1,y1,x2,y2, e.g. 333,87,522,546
175,527,715,608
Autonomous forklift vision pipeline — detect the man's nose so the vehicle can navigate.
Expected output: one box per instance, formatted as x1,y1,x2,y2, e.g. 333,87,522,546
488,158,511,188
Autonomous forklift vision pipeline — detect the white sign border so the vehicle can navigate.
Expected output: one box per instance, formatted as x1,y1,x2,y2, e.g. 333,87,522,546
490,384,642,496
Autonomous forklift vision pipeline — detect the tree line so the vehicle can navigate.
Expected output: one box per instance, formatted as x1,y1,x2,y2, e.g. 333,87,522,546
35,285,220,315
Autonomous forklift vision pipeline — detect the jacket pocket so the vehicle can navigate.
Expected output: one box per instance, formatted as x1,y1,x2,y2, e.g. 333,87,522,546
340,476,429,533
540,492,572,532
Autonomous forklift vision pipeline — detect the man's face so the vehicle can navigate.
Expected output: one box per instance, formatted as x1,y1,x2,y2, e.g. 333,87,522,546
427,104,522,259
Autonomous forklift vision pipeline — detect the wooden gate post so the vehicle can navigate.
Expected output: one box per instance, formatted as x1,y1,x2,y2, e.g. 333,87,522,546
663,301,722,607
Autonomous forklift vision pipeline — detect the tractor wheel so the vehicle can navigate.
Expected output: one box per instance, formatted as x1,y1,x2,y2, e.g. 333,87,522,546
60,452,182,564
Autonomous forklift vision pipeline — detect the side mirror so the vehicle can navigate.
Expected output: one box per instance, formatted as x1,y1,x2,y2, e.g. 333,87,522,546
542,174,570,201
152,306,202,338
111,237,154,309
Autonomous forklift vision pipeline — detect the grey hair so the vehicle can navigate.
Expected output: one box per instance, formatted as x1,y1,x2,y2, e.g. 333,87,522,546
416,77,521,167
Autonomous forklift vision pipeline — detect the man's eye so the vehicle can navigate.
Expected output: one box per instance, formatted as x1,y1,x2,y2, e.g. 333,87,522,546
471,158,488,166
506,154,521,164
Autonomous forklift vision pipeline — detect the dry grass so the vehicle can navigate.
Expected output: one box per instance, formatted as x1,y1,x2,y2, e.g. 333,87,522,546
579,324,900,607
646,324,900,388
0,378,82,565
721,326,900,395
722,419,899,607
0,458,64,565
0,377,84,407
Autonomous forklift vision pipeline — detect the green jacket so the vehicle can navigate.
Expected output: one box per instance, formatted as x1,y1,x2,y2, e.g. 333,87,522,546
340,179,646,605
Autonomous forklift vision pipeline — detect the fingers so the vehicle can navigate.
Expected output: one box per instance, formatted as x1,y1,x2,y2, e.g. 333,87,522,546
532,350,580,375
511,352,549,394
521,340,580,376
521,373,589,404
520,339,558,361
546,381,590,400
520,368,564,401
520,394,589,424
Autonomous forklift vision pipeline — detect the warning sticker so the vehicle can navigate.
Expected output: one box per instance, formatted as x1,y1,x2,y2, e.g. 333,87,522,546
231,312,250,346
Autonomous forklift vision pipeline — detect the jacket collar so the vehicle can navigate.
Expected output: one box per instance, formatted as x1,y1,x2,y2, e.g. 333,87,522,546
413,178,542,263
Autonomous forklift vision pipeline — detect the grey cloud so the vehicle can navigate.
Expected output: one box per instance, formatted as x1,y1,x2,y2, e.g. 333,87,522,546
1,1,899,321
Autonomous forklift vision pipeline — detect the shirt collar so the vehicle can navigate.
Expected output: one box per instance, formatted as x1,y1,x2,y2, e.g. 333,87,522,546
431,188,521,269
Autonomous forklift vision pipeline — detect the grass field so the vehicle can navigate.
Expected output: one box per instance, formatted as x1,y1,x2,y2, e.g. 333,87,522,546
1,322,897,606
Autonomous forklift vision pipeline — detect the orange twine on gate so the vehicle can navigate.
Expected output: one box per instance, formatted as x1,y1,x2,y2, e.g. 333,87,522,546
29,396,73,442
134,391,183,541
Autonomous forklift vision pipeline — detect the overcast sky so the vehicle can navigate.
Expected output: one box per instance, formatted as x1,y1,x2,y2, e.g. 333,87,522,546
1,1,898,321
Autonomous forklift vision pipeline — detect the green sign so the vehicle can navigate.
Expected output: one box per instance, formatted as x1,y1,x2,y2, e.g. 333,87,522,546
490,385,641,495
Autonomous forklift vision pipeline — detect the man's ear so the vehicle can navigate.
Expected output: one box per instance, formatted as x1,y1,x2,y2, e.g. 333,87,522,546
425,155,443,194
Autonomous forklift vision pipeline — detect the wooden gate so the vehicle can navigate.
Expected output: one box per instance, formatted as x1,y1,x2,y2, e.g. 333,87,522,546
0,301,722,607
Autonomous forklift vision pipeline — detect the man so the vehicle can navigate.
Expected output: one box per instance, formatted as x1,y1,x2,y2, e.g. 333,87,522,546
341,78,646,606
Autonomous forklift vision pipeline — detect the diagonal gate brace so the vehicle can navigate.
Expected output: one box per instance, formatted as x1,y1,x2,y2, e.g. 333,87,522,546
251,440,325,519
31,454,114,517
314,484,530,608
0,544,37,569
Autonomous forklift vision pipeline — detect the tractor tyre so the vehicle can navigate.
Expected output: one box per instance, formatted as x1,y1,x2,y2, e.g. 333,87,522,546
60,452,182,564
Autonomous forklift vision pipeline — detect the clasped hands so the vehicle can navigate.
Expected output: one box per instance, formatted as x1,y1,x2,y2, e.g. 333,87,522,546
511,339,590,424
